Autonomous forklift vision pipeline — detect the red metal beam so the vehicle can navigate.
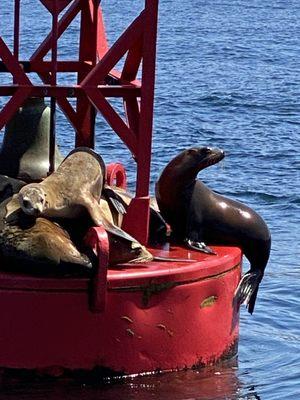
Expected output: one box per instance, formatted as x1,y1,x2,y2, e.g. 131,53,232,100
13,0,20,60
96,6,108,59
136,0,159,198
75,0,99,147
85,87,137,156
0,38,32,85
81,11,144,87
84,226,109,313
0,84,140,98
40,0,73,14
0,37,33,129
123,97,140,135
121,38,143,82
0,0,159,244
30,0,81,62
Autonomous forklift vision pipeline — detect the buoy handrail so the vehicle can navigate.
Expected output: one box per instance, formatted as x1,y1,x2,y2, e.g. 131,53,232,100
106,162,127,189
84,226,109,313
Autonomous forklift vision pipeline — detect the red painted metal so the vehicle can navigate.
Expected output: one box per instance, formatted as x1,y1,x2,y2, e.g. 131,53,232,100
84,226,109,313
106,163,127,189
0,0,159,244
0,246,241,374
0,1,243,377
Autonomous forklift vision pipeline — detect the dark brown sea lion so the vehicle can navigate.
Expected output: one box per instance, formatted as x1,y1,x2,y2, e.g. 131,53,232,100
102,185,168,243
155,147,271,314
0,97,63,182
0,195,92,273
0,175,26,203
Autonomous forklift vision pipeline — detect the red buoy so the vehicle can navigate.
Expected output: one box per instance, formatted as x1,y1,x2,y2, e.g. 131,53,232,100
0,243,241,374
0,1,242,376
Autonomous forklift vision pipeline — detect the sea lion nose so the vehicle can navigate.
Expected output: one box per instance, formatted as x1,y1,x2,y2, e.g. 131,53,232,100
22,199,31,209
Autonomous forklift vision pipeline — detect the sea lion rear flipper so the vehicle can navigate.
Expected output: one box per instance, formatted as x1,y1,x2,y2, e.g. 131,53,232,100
185,239,217,255
100,216,141,244
233,270,262,314
149,208,168,244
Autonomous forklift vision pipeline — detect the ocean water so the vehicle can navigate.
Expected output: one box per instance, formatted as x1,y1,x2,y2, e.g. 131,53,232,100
0,0,300,399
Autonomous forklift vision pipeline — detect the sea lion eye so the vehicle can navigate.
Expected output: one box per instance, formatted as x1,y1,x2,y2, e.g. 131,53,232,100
187,148,198,155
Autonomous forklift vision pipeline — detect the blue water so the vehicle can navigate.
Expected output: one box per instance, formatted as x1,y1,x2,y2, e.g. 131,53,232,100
0,0,300,399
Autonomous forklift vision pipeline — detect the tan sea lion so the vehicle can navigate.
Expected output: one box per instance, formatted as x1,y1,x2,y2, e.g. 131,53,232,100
18,148,138,238
0,195,92,273
155,146,271,314
18,148,153,264
18,147,105,221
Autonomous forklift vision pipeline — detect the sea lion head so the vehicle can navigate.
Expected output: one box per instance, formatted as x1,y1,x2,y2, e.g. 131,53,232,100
182,147,225,170
18,185,47,216
159,147,225,186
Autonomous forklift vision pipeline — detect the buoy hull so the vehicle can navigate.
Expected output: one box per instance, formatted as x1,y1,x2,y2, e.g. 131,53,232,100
0,246,241,375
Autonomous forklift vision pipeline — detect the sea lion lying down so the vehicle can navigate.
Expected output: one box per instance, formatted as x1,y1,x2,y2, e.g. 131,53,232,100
4,148,153,267
0,195,92,274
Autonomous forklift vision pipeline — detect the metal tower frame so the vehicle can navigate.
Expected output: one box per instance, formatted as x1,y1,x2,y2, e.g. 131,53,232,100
0,0,159,244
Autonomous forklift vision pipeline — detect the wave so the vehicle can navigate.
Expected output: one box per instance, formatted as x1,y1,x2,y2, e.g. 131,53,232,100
220,190,299,205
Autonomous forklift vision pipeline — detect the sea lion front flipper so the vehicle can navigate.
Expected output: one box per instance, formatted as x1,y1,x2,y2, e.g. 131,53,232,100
102,187,127,215
184,205,217,254
185,239,217,255
4,195,25,224
100,216,142,244
81,193,141,244
233,270,262,314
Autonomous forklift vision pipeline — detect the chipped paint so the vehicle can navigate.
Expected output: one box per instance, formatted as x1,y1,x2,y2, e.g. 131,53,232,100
121,315,133,323
200,295,217,308
156,324,166,331
126,328,135,337
142,281,176,306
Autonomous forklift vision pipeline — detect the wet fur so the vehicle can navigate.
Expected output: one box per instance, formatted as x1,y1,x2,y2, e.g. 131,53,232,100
156,147,271,314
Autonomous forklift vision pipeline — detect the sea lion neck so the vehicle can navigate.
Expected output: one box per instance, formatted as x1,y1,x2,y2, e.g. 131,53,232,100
160,156,208,189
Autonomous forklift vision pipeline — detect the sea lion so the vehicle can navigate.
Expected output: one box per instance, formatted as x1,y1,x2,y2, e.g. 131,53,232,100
18,148,139,241
0,175,26,203
0,195,92,273
155,147,271,314
0,97,64,182
18,147,105,221
17,147,154,264
102,185,168,243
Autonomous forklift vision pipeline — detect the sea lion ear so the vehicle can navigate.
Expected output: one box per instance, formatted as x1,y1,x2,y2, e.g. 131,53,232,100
187,148,199,156
201,147,213,155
